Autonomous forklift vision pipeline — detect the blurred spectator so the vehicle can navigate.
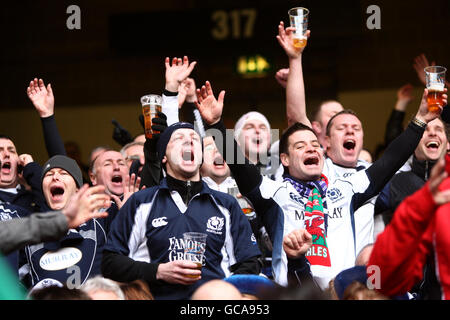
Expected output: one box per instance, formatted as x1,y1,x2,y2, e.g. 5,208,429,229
119,279,154,300
81,276,125,300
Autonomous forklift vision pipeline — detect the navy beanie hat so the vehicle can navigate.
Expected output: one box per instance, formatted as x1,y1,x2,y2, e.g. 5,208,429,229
156,122,203,164
333,266,368,299
41,155,83,188
224,274,275,297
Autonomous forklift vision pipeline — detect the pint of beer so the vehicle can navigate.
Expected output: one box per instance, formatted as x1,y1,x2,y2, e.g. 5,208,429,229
140,94,162,139
427,86,445,112
425,66,447,112
183,232,207,278
288,7,309,49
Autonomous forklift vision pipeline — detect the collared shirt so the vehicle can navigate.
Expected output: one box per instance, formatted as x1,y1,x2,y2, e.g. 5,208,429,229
104,178,260,300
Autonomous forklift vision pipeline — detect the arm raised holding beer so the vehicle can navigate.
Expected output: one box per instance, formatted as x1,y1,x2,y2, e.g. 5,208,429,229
276,21,311,128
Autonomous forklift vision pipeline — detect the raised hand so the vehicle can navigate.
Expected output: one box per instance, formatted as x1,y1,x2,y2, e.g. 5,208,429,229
178,78,197,108
395,84,414,111
276,21,310,59
195,81,225,126
165,56,197,93
275,68,289,88
26,78,55,118
413,54,450,88
413,54,435,86
62,184,110,229
415,88,447,124
18,154,34,168
283,229,312,259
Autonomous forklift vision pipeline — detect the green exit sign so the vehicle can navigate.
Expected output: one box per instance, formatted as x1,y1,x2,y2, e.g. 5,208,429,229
235,55,272,78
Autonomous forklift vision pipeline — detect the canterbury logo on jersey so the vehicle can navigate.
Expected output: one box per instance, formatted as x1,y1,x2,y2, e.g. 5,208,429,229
152,217,168,228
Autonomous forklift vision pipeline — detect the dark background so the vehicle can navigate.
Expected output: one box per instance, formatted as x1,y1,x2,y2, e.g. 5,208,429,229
1,0,449,164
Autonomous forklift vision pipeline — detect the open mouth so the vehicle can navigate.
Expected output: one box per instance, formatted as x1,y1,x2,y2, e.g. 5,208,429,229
343,139,356,151
1,161,11,174
182,150,194,162
213,155,225,167
252,137,263,146
426,141,440,150
304,156,319,166
50,186,65,201
111,175,123,185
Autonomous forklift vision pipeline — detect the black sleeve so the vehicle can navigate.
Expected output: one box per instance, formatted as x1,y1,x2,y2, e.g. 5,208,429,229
388,172,425,211
286,255,320,290
229,256,262,275
179,102,197,124
40,115,66,157
441,105,450,124
206,120,262,196
384,109,406,146
139,138,162,188
101,250,160,285
355,121,425,208
22,162,49,212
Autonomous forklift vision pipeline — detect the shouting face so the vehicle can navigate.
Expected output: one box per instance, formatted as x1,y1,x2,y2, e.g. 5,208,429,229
42,168,78,210
325,113,364,168
0,138,20,189
237,119,271,163
281,129,325,181
90,150,128,196
164,128,203,181
201,136,230,184
415,118,448,162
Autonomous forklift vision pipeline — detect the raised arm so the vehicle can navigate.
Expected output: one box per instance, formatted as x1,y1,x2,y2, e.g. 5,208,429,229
163,56,197,126
26,78,66,157
277,21,311,128
195,81,262,196
138,111,167,188
384,84,414,145
355,88,448,208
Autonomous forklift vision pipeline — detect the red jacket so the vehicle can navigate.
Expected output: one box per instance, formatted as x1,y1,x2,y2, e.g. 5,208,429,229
368,177,450,299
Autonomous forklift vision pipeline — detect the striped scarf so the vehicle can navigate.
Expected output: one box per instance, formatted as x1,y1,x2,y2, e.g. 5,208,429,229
284,174,331,267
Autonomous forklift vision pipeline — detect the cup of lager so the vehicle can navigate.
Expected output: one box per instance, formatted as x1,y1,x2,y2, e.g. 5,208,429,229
288,7,309,49
183,232,207,278
425,66,447,112
140,94,162,139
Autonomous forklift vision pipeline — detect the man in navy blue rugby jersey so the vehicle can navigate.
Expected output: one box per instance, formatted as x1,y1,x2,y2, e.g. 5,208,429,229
102,122,261,300
22,155,108,290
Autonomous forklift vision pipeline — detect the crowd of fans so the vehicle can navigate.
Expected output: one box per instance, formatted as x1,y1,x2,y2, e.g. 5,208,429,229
0,20,449,301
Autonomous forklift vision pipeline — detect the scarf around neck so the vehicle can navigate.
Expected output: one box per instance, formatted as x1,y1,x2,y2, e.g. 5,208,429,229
283,174,331,267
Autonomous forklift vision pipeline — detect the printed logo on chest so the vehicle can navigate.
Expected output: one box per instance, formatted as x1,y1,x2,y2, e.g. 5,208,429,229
206,216,225,235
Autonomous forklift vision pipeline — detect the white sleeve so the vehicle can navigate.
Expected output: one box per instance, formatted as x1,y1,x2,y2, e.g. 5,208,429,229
162,94,179,126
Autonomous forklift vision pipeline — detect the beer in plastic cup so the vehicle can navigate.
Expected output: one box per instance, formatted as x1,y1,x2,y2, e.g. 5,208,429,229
425,66,447,112
183,232,207,278
140,94,162,139
288,7,309,49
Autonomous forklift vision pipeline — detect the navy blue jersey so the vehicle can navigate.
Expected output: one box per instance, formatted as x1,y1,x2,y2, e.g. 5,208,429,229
104,178,260,300
23,218,106,289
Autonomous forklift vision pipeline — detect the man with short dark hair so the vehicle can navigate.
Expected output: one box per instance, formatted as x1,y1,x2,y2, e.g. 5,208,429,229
195,65,442,289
